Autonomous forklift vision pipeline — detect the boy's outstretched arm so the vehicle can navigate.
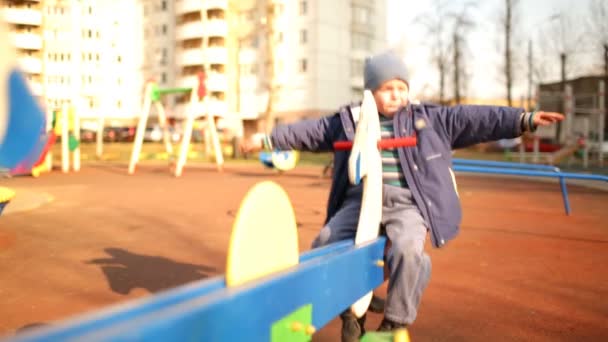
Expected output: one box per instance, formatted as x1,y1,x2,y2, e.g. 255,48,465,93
240,114,341,153
434,105,564,149
532,111,564,127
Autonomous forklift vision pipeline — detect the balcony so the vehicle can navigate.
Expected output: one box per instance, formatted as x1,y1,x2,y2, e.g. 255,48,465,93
18,56,42,74
206,73,228,92
177,73,228,95
2,8,42,26
206,99,228,116
177,48,204,66
188,98,228,117
11,32,42,50
204,47,228,65
176,75,199,90
204,19,228,38
175,0,204,15
204,0,228,11
176,21,204,40
28,80,43,96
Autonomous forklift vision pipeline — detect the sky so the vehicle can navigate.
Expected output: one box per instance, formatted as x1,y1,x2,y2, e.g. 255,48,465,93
386,0,600,101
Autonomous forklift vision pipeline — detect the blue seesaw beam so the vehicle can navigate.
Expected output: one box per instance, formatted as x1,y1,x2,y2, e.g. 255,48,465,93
3,238,385,342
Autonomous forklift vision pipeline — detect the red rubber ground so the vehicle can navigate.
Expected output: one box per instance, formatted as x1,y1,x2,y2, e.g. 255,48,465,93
0,164,606,341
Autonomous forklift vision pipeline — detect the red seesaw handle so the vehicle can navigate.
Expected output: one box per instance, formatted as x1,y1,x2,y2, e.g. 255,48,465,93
333,136,417,150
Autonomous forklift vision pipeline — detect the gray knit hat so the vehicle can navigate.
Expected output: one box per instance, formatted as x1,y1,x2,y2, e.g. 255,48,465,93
364,51,409,91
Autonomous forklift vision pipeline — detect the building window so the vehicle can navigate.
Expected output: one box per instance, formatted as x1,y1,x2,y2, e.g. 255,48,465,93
299,1,307,15
162,24,167,35
300,29,307,44
298,59,307,73
352,6,370,25
161,72,167,83
117,100,122,108
350,59,364,77
161,0,167,11
351,33,370,50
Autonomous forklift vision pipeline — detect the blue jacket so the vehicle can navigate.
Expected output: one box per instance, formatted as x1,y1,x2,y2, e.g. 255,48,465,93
269,103,524,248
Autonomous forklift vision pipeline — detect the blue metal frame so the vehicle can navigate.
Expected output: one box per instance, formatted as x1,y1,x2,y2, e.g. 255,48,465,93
452,159,608,215
3,238,386,342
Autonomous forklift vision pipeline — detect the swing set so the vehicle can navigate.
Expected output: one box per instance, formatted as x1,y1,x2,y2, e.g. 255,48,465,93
128,72,223,176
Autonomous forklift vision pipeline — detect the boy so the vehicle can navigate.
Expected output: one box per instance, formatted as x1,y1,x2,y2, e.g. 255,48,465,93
242,51,563,341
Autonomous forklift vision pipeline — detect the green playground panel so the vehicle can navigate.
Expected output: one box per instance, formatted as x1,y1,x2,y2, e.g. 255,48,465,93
150,83,193,101
271,304,313,342
361,331,396,342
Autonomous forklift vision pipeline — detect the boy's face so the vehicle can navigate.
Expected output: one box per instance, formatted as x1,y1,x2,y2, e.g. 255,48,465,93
372,79,409,117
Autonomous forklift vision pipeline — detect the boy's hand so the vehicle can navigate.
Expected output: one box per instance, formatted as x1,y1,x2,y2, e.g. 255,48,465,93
533,111,564,127
240,134,264,154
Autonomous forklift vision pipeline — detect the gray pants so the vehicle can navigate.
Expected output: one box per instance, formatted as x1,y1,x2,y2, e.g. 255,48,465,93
312,184,431,325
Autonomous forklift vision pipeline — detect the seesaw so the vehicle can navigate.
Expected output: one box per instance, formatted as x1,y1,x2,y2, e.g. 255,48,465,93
2,89,412,341
332,91,417,319
4,179,409,341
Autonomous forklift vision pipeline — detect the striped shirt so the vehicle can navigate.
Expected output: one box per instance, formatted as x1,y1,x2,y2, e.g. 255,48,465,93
379,114,407,187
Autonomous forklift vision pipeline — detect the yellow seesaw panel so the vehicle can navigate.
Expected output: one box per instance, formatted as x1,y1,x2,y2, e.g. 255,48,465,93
226,181,299,287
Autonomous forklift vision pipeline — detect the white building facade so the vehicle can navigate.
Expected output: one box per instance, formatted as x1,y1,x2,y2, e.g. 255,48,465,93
2,0,44,98
43,0,143,123
237,0,388,127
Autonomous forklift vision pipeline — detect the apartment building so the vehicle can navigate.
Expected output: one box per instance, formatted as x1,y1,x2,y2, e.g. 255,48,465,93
140,0,174,91
231,0,387,136
42,0,142,123
2,0,44,99
138,0,386,136
174,0,229,119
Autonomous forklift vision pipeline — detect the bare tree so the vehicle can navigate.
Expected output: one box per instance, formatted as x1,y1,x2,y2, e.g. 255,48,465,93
587,0,608,137
587,0,608,77
540,13,584,140
259,0,279,133
499,0,519,107
415,0,451,104
448,3,476,104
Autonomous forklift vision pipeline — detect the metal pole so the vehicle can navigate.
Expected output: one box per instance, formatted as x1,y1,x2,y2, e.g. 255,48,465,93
599,80,605,166
527,39,533,111
556,52,567,142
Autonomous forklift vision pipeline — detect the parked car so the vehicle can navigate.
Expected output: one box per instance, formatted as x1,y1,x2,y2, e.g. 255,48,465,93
144,125,163,142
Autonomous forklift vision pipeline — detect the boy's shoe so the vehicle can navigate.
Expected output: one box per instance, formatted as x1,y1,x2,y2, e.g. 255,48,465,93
377,317,407,332
341,311,366,342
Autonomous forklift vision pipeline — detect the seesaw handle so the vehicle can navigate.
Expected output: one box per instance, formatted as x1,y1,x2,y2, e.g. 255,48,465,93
333,136,417,151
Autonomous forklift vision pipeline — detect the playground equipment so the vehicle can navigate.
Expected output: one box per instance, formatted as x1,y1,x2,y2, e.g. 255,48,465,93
2,92,413,342
0,186,15,216
452,158,608,215
128,73,223,176
259,150,300,171
2,179,411,341
345,90,384,317
7,104,80,177
54,104,81,174
0,20,45,171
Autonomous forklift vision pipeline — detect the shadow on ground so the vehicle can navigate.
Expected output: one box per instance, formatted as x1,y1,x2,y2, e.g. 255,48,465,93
87,247,217,295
